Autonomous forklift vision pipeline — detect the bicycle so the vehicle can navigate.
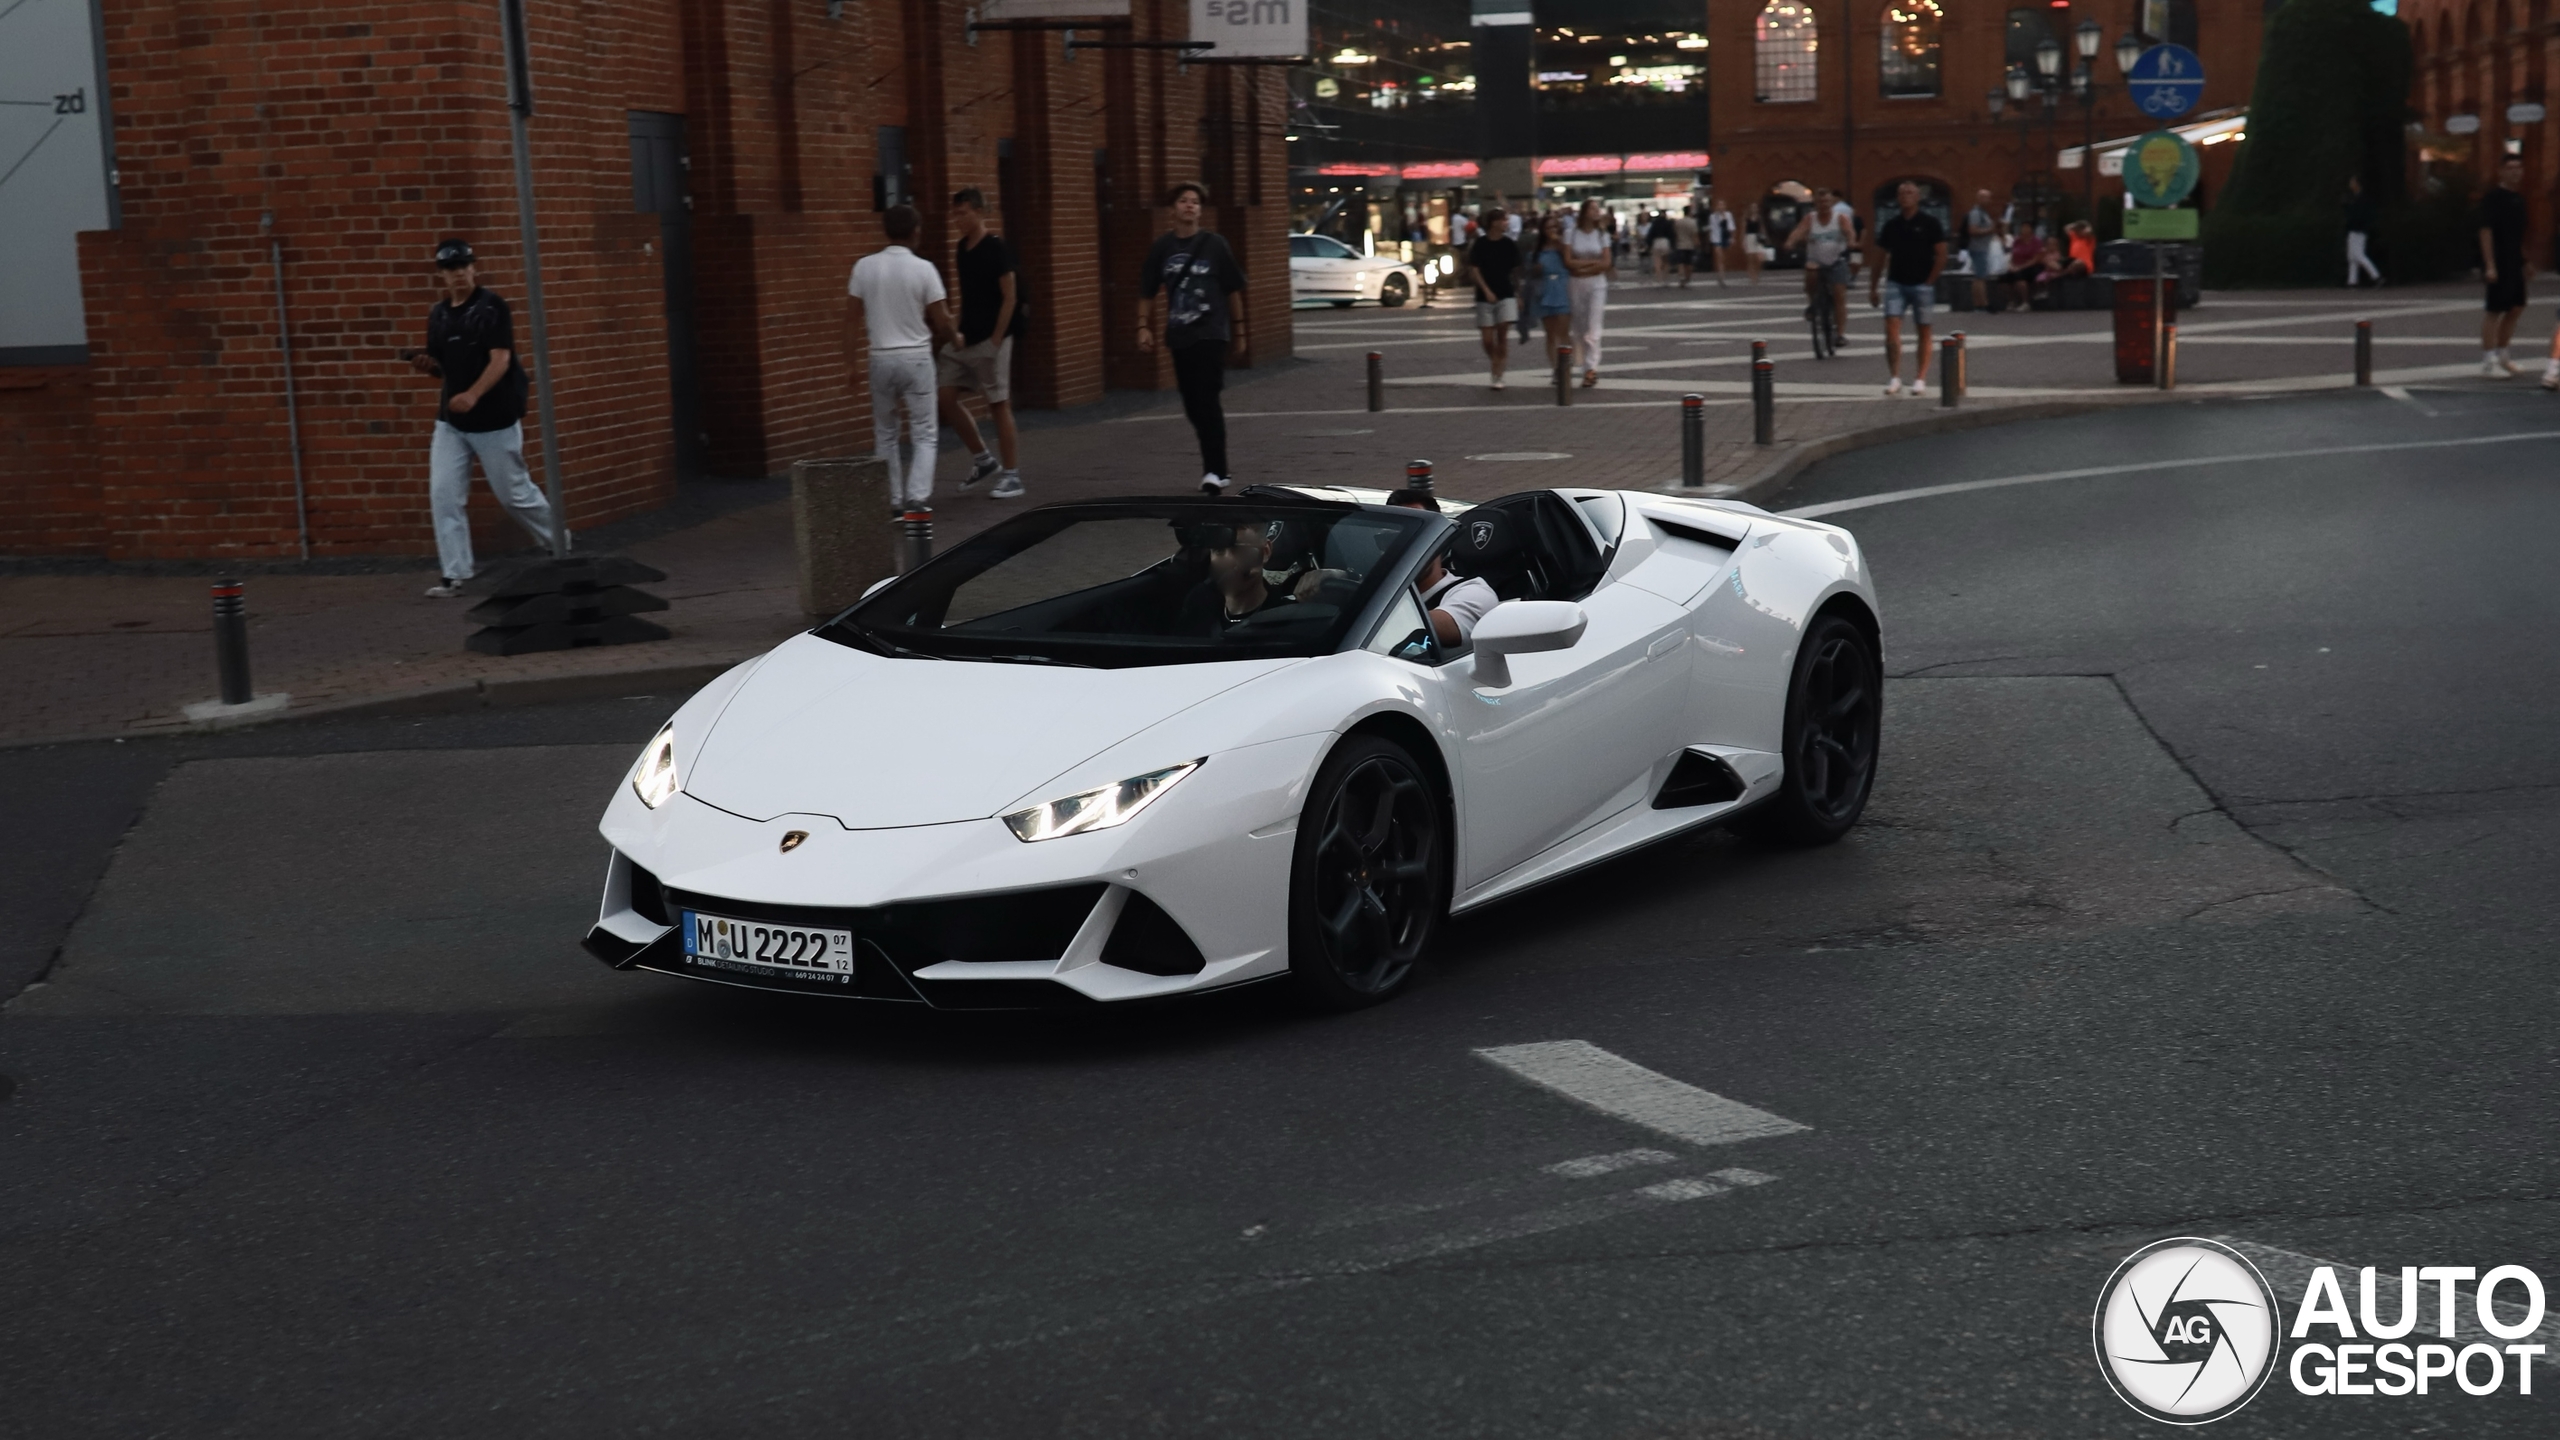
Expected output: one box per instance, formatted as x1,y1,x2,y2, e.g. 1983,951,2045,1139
1805,279,1837,361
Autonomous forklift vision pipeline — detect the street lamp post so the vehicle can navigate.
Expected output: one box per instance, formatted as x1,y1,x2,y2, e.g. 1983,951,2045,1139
2074,20,2103,222
2001,64,2039,233
2033,39,2063,235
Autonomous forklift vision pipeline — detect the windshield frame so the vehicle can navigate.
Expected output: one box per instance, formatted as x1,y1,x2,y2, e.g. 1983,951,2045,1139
816,496,1448,669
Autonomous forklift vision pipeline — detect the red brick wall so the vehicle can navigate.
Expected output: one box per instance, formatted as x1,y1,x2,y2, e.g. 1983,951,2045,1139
0,369,99,553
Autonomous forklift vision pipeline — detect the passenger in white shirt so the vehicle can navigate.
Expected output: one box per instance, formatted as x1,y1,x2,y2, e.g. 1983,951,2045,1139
1385,490,1500,646
847,205,957,510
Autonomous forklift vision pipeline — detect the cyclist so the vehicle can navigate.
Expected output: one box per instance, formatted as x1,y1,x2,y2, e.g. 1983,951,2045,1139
1784,187,1858,350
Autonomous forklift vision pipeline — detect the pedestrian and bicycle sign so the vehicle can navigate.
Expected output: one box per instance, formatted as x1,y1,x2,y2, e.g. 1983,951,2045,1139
2125,44,2205,121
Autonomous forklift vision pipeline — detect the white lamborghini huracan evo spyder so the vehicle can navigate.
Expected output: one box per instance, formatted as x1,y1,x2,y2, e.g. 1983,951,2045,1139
583,485,1881,1009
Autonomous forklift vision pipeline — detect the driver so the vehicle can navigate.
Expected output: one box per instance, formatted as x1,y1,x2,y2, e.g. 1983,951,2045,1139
1176,520,1291,633
1385,490,1498,647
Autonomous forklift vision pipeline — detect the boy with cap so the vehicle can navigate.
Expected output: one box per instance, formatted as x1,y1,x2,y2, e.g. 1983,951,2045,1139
407,240,559,597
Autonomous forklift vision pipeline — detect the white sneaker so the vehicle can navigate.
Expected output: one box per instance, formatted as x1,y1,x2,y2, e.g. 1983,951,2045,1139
2541,370,2560,392
2484,359,2511,378
1883,377,1904,396
2499,356,2522,376
424,579,465,598
990,473,1025,498
1492,375,1506,390
1909,380,1930,399
962,451,1001,488
1200,474,1226,496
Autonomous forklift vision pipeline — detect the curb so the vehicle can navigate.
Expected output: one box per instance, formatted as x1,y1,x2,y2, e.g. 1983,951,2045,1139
1708,396,2150,508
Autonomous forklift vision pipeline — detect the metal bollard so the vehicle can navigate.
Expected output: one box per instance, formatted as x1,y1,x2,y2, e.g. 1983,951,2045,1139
1405,457,1434,494
899,509,934,572
2158,324,2178,391
1951,330,1968,400
2354,319,2373,387
1554,345,1572,406
1751,359,1775,446
1939,337,1959,408
211,578,252,706
1367,350,1385,411
1679,394,1705,487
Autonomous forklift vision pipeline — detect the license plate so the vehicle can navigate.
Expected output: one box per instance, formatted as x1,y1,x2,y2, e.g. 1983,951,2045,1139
681,910,855,981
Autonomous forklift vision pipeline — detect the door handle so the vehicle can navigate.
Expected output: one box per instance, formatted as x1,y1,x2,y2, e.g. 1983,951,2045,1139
1646,632,1684,660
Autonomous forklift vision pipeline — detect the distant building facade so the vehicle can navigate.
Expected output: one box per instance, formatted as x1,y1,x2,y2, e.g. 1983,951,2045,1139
2403,0,2557,261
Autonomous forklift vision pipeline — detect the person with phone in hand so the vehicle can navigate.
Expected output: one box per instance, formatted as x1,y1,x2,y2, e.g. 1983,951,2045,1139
1137,181,1249,495
408,240,558,599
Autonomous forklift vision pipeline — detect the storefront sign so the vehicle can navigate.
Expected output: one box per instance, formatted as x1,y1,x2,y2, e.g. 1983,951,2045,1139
1192,0,1306,59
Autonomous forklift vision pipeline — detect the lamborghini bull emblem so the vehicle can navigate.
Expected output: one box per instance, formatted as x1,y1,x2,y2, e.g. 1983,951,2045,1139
779,830,809,853
1468,519,1497,551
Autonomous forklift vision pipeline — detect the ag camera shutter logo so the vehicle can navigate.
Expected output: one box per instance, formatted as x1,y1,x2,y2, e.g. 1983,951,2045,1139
2093,1237,2279,1424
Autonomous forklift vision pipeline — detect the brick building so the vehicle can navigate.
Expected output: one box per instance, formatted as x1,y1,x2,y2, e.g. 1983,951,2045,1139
1703,2,2264,234
0,0,1290,561
2405,0,2557,257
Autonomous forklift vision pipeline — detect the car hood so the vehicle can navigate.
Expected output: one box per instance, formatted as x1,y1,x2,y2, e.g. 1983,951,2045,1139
681,632,1302,829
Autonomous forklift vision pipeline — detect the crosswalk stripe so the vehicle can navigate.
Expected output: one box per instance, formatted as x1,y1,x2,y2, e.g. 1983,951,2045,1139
1476,1040,1811,1147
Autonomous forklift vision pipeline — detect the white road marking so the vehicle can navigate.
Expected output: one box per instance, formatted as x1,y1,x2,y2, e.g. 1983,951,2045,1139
1782,428,2560,520
2212,1236,2560,1364
2379,384,2438,416
1546,1147,1679,1178
1476,1040,1812,1146
1107,398,1748,422
1636,1177,1728,1201
1349,1169,1773,1270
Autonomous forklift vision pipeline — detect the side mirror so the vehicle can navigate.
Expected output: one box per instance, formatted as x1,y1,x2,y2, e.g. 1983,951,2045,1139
1470,600,1587,688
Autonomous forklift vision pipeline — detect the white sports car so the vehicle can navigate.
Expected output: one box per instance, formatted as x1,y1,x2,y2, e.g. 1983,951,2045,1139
1289,233,1419,308
583,485,1881,1009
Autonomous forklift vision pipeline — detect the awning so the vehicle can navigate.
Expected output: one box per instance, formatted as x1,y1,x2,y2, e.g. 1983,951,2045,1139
2059,108,2247,175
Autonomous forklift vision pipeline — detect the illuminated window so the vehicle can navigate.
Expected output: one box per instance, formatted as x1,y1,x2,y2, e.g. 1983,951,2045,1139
2005,6,2055,66
1755,1,1819,104
1880,1,1942,98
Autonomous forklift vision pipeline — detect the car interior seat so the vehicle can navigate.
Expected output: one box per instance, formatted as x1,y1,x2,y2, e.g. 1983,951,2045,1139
1444,505,1544,601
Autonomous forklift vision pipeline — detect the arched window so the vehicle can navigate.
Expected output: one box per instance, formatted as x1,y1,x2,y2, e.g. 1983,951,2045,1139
1755,1,1820,104
1880,1,1943,98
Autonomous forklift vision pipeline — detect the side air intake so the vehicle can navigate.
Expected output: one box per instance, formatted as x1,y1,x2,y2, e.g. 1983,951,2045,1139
1652,750,1746,809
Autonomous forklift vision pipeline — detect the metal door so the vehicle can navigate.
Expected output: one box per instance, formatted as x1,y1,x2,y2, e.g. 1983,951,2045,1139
627,111,702,477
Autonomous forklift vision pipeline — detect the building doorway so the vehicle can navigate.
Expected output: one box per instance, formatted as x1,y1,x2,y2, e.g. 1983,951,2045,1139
626,112,703,478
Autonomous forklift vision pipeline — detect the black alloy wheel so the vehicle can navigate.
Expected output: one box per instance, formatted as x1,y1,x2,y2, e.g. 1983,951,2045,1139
1379,273,1411,307
1742,612,1880,846
1288,735,1444,1008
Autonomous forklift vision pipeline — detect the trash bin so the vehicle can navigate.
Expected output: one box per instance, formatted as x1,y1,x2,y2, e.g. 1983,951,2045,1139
2111,269,2177,384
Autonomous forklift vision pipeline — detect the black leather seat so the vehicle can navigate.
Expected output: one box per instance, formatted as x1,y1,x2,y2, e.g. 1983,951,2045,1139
1445,505,1544,601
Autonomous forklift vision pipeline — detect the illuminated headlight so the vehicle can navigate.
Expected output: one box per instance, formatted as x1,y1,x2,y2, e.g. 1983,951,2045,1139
631,721,680,809
1003,760,1202,843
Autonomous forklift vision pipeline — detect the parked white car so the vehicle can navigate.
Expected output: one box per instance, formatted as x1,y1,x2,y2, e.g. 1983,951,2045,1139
1289,233,1418,308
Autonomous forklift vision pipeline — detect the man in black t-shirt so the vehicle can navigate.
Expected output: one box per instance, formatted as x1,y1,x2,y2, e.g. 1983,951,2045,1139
1138,181,1249,494
406,240,558,597
1868,181,1948,399
2478,156,2529,377
1467,211,1522,390
934,189,1028,498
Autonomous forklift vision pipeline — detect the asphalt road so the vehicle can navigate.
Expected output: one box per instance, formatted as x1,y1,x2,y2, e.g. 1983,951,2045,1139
6,386,2559,1437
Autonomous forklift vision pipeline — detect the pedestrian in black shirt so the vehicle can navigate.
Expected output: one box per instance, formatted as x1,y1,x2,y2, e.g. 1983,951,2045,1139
935,189,1027,498
1138,181,1249,495
405,240,558,597
1467,211,1522,390
2478,156,2529,377
1868,181,1947,398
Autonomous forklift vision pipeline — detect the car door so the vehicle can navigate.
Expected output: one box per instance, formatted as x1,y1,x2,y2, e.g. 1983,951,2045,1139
1444,494,1692,890
1288,235,1324,302
1311,235,1367,296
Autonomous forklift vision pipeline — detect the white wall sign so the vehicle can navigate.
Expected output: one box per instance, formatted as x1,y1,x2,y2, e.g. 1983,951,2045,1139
2507,101,2546,125
2446,113,2481,135
1192,0,1307,60
0,0,114,360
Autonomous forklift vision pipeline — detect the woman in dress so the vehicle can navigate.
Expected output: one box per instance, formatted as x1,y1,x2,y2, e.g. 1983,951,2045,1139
1564,198,1613,387
1524,213,1575,376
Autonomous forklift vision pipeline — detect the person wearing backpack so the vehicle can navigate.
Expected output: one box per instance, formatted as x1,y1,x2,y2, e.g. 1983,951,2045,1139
1137,181,1250,494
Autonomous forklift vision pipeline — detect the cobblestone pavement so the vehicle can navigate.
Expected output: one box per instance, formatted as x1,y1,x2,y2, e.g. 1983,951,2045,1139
3,276,2534,747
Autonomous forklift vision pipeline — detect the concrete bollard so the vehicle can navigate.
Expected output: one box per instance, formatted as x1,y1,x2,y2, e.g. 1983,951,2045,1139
1939,337,1960,408
1405,458,1434,494
1367,351,1385,412
2158,324,2178,391
1951,330,1968,400
790,455,895,615
2354,319,2373,387
1751,359,1775,446
1679,394,1705,487
1554,345,1572,406
211,579,252,705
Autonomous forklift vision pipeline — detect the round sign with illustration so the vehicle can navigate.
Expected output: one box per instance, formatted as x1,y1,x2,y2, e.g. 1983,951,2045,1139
2123,130,2202,209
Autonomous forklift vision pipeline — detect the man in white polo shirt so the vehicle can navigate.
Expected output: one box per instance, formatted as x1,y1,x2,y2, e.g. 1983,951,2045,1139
847,205,957,511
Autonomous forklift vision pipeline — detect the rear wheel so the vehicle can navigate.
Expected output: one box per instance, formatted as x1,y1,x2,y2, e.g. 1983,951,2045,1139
1330,299,1355,308
1741,612,1880,846
1379,273,1412,307
1287,736,1445,1009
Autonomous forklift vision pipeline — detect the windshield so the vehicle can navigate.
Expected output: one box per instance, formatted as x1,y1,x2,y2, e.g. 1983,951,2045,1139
821,500,1435,667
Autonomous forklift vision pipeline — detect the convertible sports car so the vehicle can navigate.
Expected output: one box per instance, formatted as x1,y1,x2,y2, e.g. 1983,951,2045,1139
582,485,1881,1009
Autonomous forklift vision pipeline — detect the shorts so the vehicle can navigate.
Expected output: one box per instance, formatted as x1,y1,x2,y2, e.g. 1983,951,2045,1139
935,335,1013,403
1673,249,1695,267
1474,296,1519,327
1650,237,1672,255
1967,242,1999,280
2487,271,2528,312
1810,258,1852,288
1881,281,1934,324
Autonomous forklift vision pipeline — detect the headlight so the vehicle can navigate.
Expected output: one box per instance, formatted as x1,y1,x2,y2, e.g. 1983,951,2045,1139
632,721,680,809
1003,760,1201,843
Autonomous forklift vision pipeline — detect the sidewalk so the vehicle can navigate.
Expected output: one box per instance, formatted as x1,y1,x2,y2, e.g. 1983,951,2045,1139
2,278,2526,748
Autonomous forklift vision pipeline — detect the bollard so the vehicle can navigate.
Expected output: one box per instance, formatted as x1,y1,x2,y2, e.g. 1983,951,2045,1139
2354,319,2373,387
1939,337,1959,408
1405,457,1434,495
1750,339,1767,366
1951,330,1968,400
211,578,252,705
1751,359,1775,446
1554,345,1573,406
2158,324,2178,391
1679,394,1705,487
1367,350,1385,412
899,509,934,572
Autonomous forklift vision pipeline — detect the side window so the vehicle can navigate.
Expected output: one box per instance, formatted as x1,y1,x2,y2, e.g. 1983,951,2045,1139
1363,587,1436,663
1289,236,1316,258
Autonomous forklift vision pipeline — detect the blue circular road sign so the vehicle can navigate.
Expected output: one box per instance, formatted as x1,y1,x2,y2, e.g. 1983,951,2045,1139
2125,44,2205,121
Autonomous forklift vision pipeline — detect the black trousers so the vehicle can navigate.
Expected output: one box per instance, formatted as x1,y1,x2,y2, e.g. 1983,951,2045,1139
1170,340,1228,481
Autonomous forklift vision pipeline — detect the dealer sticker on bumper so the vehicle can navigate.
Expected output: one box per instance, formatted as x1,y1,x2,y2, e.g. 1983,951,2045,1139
682,910,855,981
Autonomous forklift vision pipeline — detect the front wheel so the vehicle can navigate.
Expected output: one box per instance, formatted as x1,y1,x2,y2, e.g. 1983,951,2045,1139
1287,735,1445,1009
1379,273,1412,307
1740,612,1880,846
1330,299,1355,309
